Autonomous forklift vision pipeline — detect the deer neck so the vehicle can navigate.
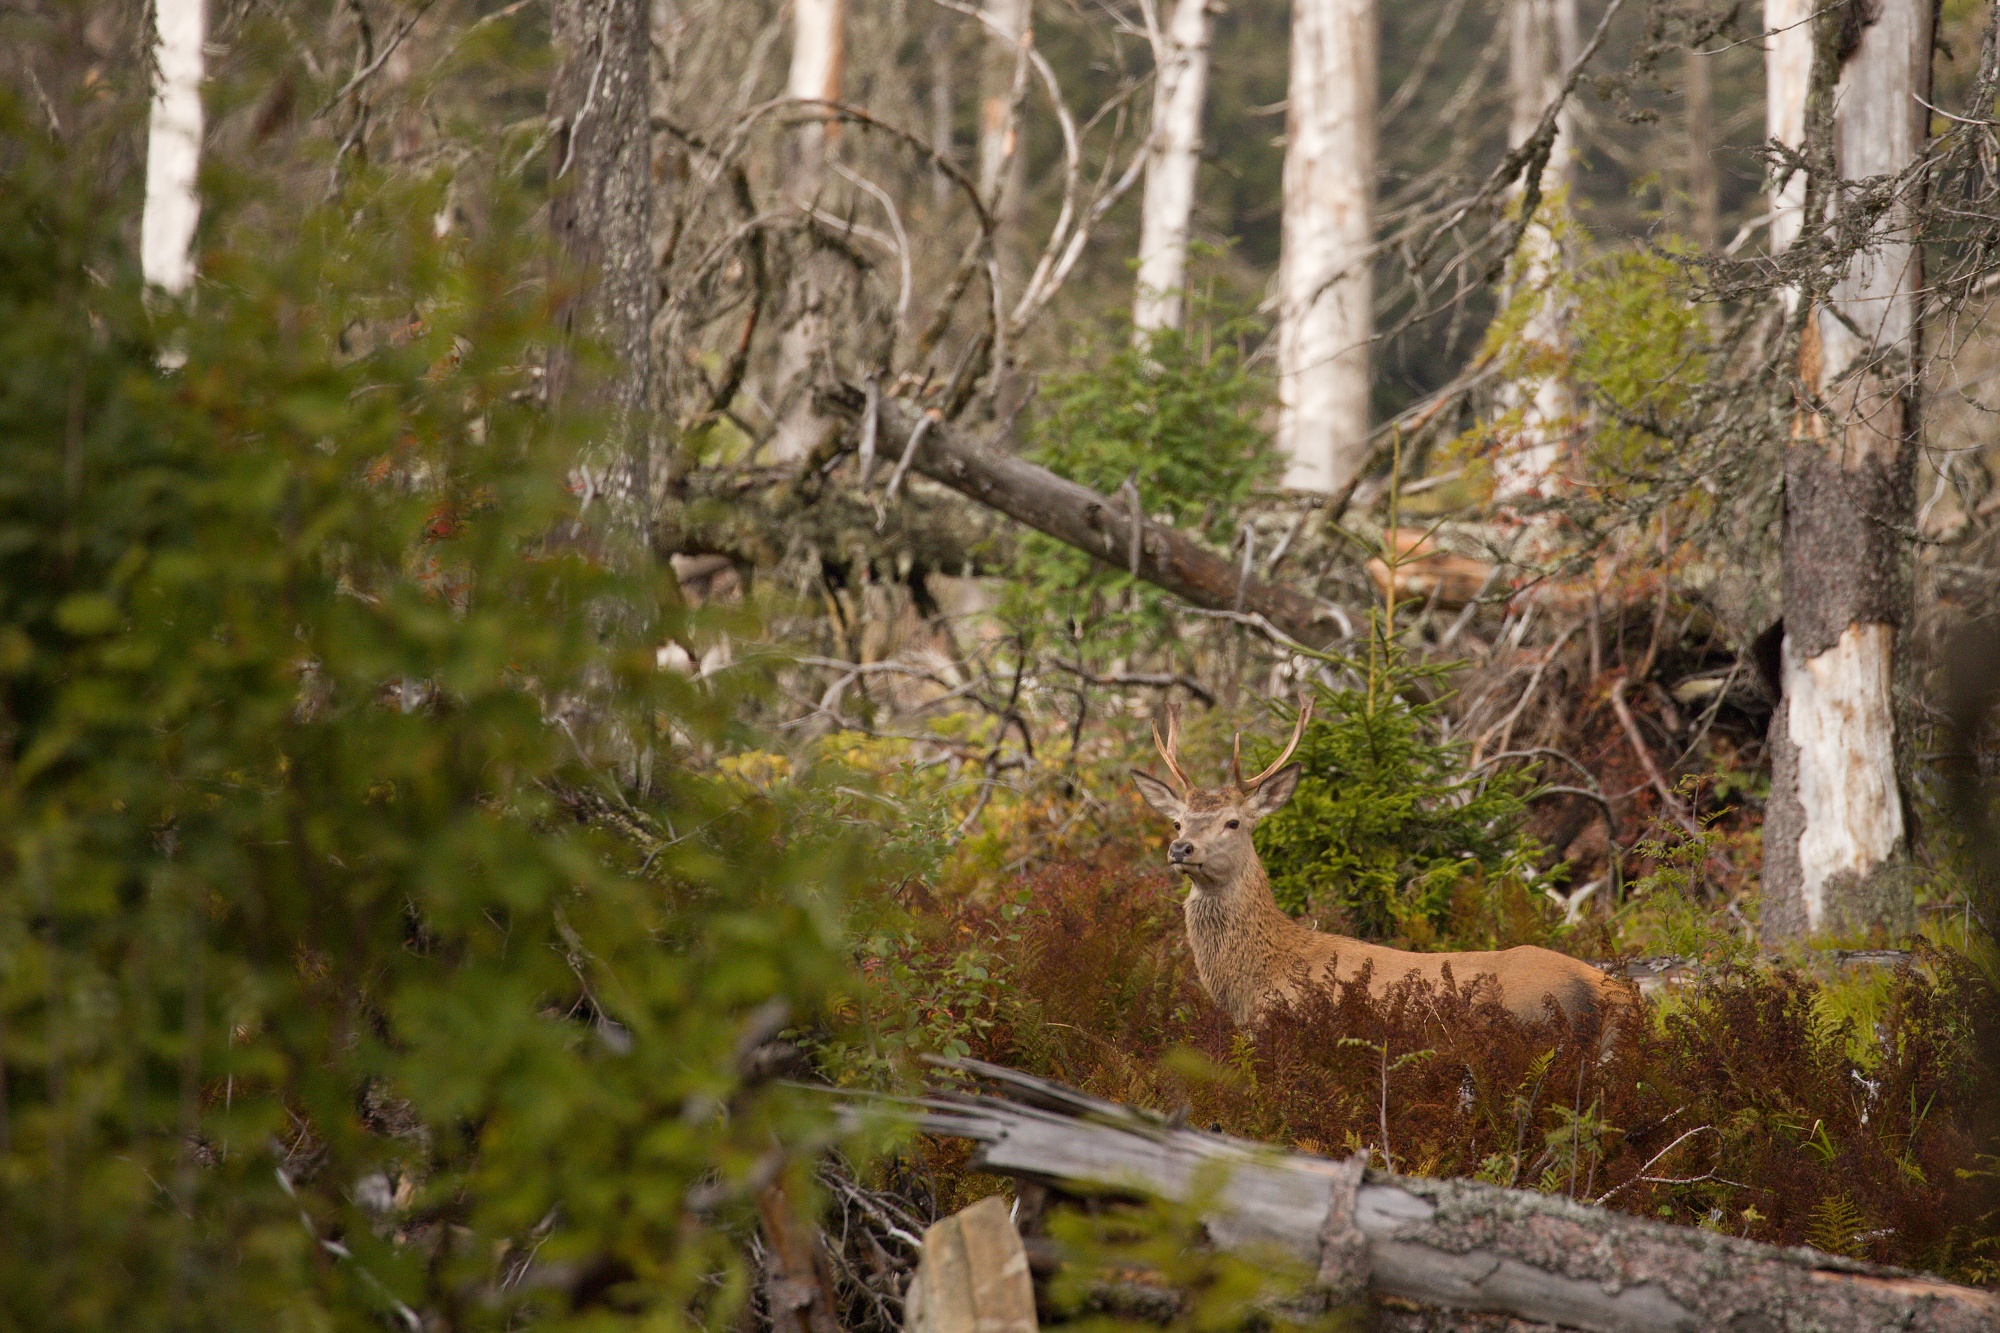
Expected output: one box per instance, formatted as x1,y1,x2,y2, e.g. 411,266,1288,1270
1181,860,1321,1025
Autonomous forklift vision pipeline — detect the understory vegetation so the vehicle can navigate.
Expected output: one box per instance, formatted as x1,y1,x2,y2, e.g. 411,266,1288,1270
8,0,2000,1321
843,848,1999,1283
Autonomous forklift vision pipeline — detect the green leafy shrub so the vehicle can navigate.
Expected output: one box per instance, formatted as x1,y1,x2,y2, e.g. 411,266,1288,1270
1250,662,1547,943
1009,316,1274,646
0,109,856,1329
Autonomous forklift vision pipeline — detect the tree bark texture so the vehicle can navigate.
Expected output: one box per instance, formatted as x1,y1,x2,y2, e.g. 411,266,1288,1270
142,0,205,295
977,0,1034,283
1765,0,1813,263
758,1182,843,1333
1763,0,1930,940
855,395,1351,647
767,0,849,462
930,15,958,212
1683,48,1719,253
548,0,656,525
1489,0,1577,508
1133,0,1215,335
860,1059,2000,1333
1276,0,1376,496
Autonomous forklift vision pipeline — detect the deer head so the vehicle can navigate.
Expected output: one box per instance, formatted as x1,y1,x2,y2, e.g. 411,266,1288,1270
1130,698,1314,893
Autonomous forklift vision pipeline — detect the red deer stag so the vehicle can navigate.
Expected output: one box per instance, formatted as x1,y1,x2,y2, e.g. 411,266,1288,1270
1131,702,1631,1029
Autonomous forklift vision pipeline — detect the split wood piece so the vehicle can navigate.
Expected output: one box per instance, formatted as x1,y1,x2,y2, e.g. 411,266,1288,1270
846,394,1350,650
837,1058,2000,1333
905,1195,1039,1333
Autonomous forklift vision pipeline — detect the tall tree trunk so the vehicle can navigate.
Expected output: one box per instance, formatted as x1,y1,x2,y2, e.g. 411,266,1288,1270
1276,0,1377,496
1765,0,1813,271
1684,48,1719,251
142,0,205,296
1489,0,1577,509
1133,0,1215,335
767,0,848,462
548,0,656,535
929,15,957,213
977,0,1033,286
1763,0,1931,940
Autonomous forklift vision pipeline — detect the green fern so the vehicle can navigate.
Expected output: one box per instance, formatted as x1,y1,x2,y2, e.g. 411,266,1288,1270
1805,1193,1868,1257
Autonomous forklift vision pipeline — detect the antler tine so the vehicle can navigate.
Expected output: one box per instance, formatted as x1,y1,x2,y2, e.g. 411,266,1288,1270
1151,702,1192,795
1241,694,1316,791
1230,733,1244,788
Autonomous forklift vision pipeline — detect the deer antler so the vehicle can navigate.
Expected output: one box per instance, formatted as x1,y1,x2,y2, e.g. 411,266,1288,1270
1151,702,1193,795
1234,695,1315,792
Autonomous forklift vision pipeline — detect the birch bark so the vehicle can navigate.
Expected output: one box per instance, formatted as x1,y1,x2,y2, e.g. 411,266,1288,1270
1133,0,1215,335
929,17,957,212
977,0,1033,283
1488,0,1577,508
142,0,206,296
1763,0,1931,939
766,0,848,462
1276,0,1376,496
1764,0,1814,265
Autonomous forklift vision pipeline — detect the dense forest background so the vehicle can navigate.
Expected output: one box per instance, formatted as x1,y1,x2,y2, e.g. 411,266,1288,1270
2,0,1999,1328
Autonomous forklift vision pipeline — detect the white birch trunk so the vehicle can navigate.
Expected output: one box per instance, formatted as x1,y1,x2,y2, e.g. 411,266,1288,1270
1765,0,1930,938
974,0,1033,295
929,18,956,212
786,0,845,186
976,0,1033,210
1489,0,1577,508
1275,0,1376,496
1764,0,1813,263
1133,0,1215,335
767,0,848,462
142,0,206,296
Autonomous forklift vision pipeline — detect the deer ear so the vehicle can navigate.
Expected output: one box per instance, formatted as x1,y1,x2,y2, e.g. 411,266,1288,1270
1130,770,1185,819
1244,763,1303,818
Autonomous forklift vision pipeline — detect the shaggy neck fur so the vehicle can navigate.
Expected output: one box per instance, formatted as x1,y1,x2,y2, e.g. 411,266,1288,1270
1181,857,1325,1027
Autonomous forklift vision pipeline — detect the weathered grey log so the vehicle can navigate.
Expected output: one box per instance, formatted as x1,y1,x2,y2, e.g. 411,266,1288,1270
837,1059,2000,1333
829,393,1351,650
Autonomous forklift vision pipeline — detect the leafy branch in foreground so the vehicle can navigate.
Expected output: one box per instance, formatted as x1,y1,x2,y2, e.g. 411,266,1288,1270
0,106,860,1332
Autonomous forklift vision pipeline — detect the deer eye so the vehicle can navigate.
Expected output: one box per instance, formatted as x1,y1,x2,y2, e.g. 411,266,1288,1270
1225,819,1240,830
1171,820,1181,830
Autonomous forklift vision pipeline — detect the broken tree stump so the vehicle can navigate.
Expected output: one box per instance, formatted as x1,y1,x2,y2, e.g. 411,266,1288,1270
904,1195,1039,1333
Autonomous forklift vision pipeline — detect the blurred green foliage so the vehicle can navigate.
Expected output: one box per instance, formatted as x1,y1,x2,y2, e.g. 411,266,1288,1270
1468,221,1711,509
0,102,859,1330
1043,1168,1362,1333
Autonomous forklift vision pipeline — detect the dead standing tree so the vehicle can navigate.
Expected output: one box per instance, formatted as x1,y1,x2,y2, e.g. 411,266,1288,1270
1763,0,1935,939
548,0,657,545
1277,0,1378,497
1131,0,1215,336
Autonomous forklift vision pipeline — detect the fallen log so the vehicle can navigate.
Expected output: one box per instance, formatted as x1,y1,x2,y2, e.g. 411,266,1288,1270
823,389,1352,650
837,1059,1999,1333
